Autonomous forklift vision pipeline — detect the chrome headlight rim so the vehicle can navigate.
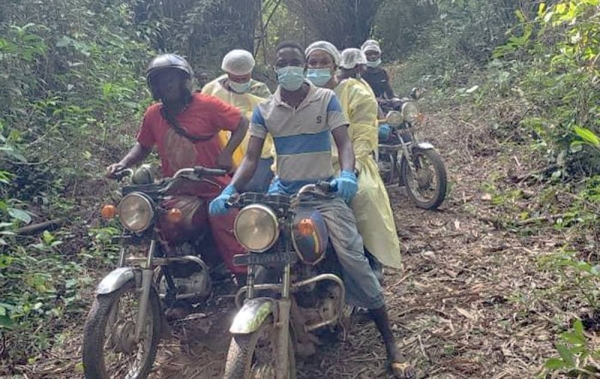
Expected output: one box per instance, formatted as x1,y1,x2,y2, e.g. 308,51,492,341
401,102,419,124
234,204,279,253
117,192,155,233
385,110,403,127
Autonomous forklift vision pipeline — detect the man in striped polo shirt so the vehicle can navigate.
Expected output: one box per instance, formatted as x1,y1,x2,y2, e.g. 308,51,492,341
209,41,414,378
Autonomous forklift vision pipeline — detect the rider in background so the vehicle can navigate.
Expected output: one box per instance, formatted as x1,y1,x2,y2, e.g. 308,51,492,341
361,39,395,100
339,48,392,141
195,69,212,89
210,41,414,379
305,41,402,281
201,49,274,192
105,54,248,281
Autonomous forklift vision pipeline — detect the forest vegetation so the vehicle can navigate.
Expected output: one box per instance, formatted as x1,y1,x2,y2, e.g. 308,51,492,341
2,0,600,376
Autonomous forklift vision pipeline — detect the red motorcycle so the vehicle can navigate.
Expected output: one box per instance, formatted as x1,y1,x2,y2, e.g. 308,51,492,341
82,165,230,379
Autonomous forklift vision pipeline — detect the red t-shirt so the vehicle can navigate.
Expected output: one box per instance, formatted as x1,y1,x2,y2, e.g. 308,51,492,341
137,93,242,181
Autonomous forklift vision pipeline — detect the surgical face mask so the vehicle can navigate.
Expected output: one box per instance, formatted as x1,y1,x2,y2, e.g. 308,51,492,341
276,66,305,91
229,80,251,94
366,58,382,68
306,68,333,87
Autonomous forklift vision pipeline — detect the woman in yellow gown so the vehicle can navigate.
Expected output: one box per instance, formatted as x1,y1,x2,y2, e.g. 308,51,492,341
304,41,402,270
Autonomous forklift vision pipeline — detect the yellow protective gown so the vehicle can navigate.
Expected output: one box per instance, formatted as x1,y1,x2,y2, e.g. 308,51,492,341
332,78,402,268
201,75,273,168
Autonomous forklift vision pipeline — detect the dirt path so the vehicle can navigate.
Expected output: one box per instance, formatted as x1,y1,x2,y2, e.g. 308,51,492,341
142,109,561,379
31,108,564,378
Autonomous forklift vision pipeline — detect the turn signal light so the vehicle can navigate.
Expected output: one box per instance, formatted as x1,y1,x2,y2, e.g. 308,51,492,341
166,208,183,223
297,218,315,236
101,204,117,219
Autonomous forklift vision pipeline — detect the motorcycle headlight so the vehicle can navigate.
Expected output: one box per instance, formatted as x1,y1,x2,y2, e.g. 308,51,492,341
234,204,279,252
385,111,403,127
117,192,155,233
401,102,419,124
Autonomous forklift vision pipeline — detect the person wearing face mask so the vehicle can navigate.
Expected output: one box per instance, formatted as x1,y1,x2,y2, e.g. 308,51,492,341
209,41,415,379
361,39,396,100
201,49,274,192
303,40,413,378
339,48,391,140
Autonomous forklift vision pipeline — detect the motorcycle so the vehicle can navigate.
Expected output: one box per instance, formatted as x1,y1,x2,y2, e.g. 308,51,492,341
82,165,229,379
222,183,351,379
377,89,448,210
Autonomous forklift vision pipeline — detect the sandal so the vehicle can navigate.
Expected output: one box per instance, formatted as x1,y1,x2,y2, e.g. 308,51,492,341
389,359,416,379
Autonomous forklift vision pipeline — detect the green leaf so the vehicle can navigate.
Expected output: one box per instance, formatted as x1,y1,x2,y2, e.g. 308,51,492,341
556,344,575,367
560,331,585,345
42,230,54,245
56,36,73,48
574,126,600,148
8,208,32,224
0,314,13,329
545,357,566,369
573,319,584,337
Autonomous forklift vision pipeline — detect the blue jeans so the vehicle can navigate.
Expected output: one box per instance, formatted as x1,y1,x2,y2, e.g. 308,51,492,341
243,157,274,193
254,195,384,309
309,197,385,309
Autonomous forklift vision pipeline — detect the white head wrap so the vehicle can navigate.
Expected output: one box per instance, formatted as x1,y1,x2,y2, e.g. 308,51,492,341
361,39,381,54
340,48,368,69
221,49,255,75
305,41,340,66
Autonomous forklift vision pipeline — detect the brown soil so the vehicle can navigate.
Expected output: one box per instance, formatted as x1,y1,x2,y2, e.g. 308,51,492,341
23,106,584,378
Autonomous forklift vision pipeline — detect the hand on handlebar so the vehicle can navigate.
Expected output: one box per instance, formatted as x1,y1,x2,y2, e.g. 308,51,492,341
330,170,358,203
379,123,392,140
106,163,127,179
209,184,237,215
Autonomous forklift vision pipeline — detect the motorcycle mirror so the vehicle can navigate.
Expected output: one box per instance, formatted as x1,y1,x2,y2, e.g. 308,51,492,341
410,87,423,100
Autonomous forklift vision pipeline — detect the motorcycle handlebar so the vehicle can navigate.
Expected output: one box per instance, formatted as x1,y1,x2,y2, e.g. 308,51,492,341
227,181,336,209
111,169,133,181
172,166,229,179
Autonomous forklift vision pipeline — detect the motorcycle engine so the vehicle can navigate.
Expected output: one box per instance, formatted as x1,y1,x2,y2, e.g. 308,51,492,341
296,281,342,327
158,261,211,301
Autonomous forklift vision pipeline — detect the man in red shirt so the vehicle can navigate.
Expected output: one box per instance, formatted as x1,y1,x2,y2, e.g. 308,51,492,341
106,54,249,278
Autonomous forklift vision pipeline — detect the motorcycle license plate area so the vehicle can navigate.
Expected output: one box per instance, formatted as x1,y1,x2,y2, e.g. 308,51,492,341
233,251,298,266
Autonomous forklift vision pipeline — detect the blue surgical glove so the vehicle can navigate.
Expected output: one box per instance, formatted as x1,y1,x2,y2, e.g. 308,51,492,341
379,123,392,140
331,170,358,203
209,184,236,215
267,177,281,194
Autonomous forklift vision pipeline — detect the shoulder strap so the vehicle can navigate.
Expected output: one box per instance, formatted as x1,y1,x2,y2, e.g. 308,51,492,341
160,105,214,143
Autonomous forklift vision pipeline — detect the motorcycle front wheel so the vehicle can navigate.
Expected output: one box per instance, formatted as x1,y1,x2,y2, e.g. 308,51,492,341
82,280,161,379
223,317,296,379
400,148,447,210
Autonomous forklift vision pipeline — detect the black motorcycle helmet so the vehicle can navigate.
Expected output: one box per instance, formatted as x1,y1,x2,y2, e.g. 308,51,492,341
145,54,194,100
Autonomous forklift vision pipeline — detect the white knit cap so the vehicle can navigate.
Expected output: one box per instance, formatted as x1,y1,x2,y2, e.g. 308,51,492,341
340,48,368,69
221,49,255,75
305,41,341,66
361,39,381,54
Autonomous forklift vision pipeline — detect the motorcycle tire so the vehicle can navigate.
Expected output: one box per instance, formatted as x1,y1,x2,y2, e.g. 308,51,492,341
400,148,447,210
223,317,296,379
82,280,161,379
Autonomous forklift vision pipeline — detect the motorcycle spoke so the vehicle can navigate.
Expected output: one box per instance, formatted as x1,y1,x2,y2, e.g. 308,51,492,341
102,290,154,379
407,156,438,201
251,324,277,379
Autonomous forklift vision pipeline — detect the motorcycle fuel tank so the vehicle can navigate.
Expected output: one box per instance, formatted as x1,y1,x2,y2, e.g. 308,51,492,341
291,207,329,265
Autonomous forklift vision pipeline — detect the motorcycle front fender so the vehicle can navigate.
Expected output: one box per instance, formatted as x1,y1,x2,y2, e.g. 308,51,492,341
230,297,276,334
96,267,140,295
416,142,435,150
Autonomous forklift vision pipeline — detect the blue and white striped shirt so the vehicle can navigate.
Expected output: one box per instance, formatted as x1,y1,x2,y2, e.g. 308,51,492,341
249,81,348,194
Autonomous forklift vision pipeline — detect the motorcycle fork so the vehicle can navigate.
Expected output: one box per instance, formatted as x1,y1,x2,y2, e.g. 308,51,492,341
135,239,156,340
275,263,292,379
